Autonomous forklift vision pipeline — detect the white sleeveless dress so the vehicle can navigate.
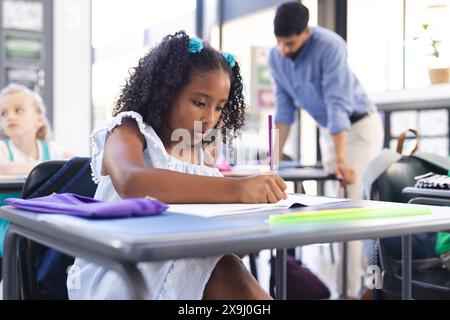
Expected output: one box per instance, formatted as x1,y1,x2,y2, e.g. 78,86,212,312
67,111,225,300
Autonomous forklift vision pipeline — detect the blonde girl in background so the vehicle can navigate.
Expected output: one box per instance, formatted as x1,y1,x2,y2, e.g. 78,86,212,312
0,83,73,269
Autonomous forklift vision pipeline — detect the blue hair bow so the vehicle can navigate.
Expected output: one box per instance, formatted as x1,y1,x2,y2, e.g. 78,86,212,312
188,38,203,53
222,52,236,68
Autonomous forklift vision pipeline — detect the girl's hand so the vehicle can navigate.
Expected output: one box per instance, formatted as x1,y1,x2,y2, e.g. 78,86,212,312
236,174,288,203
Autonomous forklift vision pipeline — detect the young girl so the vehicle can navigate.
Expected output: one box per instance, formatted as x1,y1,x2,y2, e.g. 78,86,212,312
0,83,73,175
0,83,73,263
67,31,287,300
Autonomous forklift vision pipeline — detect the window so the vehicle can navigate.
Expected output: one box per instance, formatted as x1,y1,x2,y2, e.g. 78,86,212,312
348,0,450,92
405,0,450,88
220,1,318,164
347,0,404,93
91,0,196,128
349,1,450,156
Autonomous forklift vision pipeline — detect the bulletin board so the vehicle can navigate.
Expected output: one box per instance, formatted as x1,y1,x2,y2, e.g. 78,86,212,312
0,0,53,122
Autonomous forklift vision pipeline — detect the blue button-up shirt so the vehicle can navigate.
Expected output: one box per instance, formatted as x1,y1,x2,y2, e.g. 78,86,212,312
269,26,375,134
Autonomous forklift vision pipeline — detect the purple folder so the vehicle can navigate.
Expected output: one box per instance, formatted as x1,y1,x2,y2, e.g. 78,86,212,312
5,193,168,218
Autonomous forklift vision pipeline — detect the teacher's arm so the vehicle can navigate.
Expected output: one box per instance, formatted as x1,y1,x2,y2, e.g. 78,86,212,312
321,40,356,185
332,131,355,184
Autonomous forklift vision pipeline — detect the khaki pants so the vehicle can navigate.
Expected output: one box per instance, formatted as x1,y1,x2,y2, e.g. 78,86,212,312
319,111,384,297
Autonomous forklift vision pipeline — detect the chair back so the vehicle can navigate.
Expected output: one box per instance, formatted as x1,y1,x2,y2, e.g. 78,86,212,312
19,157,96,299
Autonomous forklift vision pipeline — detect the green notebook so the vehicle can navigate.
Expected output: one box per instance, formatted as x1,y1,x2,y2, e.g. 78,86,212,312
268,206,431,224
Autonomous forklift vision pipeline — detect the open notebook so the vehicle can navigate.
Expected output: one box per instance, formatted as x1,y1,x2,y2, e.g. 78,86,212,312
168,194,349,218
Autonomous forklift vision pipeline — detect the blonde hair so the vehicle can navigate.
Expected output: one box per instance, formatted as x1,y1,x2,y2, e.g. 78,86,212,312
0,83,52,140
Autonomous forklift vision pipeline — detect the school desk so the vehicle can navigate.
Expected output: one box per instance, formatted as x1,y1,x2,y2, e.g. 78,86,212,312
2,198,449,300
0,176,25,194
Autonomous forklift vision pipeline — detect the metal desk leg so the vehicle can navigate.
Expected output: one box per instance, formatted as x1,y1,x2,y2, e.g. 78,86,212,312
275,249,287,300
342,241,348,299
340,185,349,300
295,246,302,261
294,182,302,193
3,227,20,300
317,181,324,196
249,253,258,281
7,224,150,300
329,243,335,264
402,235,412,300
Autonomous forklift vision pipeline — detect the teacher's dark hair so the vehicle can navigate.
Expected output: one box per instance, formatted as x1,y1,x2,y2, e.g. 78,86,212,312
274,1,309,37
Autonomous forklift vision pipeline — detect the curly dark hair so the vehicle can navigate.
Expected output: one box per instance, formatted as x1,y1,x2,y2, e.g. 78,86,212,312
113,30,247,143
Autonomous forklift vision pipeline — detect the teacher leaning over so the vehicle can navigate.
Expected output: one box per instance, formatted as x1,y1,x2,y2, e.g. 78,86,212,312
268,1,384,298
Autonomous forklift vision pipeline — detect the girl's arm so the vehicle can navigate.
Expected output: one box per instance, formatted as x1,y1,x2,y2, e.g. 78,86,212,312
62,150,76,159
0,162,35,176
47,141,75,159
0,147,35,175
103,121,287,204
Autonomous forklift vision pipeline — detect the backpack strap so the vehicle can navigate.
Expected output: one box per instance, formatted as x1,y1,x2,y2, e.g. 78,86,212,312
28,157,91,199
396,129,420,155
4,139,14,161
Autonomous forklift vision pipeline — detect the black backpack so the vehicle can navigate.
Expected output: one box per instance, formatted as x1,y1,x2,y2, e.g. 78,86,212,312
364,130,450,299
19,157,97,299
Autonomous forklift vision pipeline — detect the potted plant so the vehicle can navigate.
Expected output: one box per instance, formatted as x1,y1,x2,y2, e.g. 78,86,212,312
417,23,450,84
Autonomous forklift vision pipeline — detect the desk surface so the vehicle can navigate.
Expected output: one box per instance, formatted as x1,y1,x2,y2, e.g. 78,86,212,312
2,198,450,263
403,187,450,198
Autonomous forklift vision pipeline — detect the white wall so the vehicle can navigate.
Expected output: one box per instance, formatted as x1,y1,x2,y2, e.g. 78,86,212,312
53,0,92,156
144,12,196,47
91,9,196,129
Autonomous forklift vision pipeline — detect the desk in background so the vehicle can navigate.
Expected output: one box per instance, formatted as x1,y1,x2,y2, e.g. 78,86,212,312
0,176,25,277
2,198,450,300
0,177,25,195
403,187,450,201
403,187,450,208
223,164,336,195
